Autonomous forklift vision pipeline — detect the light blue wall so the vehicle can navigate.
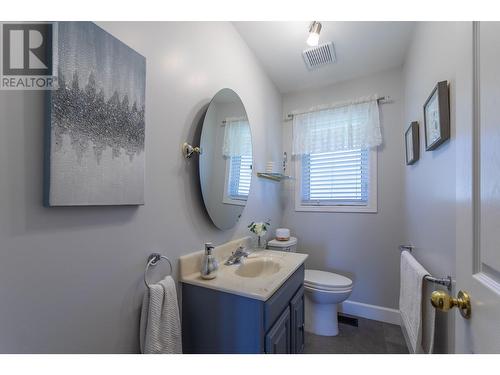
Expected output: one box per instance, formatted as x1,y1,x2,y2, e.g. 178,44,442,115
402,21,460,353
0,22,283,353
281,68,406,310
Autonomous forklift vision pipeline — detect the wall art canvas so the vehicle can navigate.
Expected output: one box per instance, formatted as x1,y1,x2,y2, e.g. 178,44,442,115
423,80,450,151
44,22,146,206
405,121,419,165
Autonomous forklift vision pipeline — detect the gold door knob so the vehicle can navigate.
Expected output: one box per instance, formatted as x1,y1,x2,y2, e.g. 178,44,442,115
431,290,471,319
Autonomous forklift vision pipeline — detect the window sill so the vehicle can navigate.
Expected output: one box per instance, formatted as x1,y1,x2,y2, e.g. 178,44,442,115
222,197,247,206
294,204,377,213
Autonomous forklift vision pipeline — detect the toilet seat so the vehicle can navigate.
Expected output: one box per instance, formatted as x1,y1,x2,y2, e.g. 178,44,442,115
304,283,352,292
304,269,353,291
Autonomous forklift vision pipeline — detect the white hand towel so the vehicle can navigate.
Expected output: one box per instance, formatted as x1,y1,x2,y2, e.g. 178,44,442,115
399,250,435,354
140,276,182,354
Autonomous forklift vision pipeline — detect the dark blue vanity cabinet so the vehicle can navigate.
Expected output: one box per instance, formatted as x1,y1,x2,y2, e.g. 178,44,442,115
182,265,305,354
290,286,305,353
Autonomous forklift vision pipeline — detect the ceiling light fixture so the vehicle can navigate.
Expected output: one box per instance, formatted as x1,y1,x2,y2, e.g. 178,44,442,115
306,21,322,47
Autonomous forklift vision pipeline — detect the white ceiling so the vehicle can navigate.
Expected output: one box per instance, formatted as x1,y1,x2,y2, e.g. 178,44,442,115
233,22,415,94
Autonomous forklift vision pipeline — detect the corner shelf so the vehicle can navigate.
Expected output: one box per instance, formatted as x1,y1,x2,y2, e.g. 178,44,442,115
257,172,293,182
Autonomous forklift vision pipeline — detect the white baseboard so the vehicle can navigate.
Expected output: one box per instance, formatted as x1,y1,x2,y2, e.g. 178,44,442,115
338,300,401,326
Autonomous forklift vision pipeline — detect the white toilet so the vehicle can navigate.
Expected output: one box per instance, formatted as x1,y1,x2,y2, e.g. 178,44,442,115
267,237,353,336
303,269,353,336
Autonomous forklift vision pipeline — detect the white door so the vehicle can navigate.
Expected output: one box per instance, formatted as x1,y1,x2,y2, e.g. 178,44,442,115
455,21,500,353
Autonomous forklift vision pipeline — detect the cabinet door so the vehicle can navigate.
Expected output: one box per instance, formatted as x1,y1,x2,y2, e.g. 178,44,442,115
290,287,305,354
265,306,291,354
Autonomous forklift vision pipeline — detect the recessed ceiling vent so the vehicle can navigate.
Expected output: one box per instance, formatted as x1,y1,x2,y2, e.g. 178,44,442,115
302,42,336,70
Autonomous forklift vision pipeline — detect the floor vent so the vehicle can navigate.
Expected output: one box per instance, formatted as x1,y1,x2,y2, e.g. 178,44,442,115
338,314,359,327
302,42,336,70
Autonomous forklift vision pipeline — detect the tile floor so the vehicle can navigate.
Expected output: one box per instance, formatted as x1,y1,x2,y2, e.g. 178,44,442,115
303,315,409,354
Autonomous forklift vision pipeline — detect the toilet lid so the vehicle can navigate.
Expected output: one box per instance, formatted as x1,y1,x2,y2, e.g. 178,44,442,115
304,269,353,290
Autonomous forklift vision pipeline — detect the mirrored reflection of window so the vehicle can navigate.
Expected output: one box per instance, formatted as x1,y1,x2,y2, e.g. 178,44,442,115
227,155,252,201
223,118,252,205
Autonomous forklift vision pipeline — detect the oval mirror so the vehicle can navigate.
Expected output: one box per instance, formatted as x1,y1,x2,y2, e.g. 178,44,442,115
199,89,253,230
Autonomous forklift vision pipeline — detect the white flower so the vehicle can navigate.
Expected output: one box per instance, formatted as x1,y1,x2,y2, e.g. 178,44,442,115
253,223,266,236
255,223,263,234
249,220,270,237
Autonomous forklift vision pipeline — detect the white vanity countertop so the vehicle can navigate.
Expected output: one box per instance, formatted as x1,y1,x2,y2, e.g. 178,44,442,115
179,237,308,301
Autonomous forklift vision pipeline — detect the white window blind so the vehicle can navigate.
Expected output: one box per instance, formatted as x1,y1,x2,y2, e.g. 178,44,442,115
301,148,370,206
228,155,252,200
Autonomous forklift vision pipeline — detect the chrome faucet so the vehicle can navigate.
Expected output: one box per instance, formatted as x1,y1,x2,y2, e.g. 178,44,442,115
224,245,250,265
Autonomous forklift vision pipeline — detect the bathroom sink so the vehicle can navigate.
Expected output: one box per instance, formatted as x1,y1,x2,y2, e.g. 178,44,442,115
180,238,308,301
234,257,281,278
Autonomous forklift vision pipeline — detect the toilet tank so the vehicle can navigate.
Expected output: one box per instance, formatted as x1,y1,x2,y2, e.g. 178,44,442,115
267,237,298,253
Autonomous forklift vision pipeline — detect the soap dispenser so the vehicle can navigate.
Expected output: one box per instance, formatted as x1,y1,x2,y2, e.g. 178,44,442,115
201,242,218,280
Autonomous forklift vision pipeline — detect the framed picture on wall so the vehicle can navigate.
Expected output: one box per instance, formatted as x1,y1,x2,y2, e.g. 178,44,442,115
44,22,146,206
423,80,450,151
405,121,419,165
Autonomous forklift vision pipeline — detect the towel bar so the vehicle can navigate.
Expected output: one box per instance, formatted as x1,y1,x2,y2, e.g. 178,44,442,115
399,244,415,252
399,245,453,291
424,275,452,291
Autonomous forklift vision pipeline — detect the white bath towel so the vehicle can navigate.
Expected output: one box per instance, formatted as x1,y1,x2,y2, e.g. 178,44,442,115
399,250,435,354
140,276,182,354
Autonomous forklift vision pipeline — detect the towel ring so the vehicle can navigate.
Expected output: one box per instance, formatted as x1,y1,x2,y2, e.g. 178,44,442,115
144,253,173,287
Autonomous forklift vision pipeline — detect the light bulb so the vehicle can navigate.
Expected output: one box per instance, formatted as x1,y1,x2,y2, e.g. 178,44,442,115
306,21,322,47
307,32,320,46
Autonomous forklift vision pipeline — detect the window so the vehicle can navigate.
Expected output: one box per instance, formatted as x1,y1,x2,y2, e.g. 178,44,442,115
292,97,381,213
297,148,377,212
224,154,252,204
